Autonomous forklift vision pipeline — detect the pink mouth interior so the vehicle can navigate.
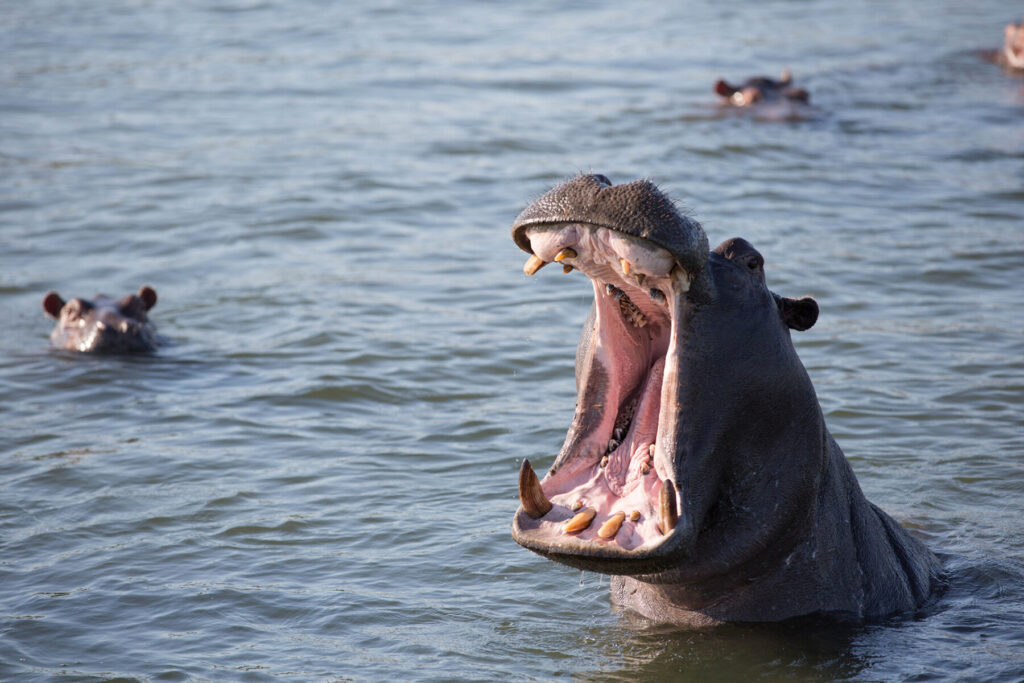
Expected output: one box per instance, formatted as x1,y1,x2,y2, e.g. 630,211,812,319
521,225,678,551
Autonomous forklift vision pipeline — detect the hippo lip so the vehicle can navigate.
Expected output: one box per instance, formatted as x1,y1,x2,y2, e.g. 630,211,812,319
509,177,708,575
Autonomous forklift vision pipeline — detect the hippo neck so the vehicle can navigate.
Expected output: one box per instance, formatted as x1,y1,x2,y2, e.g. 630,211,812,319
613,431,938,623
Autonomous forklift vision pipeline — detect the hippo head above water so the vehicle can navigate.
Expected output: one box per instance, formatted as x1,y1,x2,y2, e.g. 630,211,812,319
42,286,160,353
989,19,1024,72
510,175,941,626
714,69,810,118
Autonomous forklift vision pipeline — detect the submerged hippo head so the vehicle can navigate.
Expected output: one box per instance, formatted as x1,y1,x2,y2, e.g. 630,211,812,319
510,175,939,625
42,286,160,353
714,69,810,112
995,19,1024,71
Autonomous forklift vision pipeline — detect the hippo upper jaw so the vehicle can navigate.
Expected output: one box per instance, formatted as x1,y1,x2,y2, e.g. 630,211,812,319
511,174,710,295
510,175,715,576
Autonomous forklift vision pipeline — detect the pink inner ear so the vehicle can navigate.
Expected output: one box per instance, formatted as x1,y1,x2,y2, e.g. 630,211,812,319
43,291,65,318
138,286,158,310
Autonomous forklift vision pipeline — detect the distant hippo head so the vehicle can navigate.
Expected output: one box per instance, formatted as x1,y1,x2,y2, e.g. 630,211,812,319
42,286,160,353
509,175,939,625
714,68,810,108
995,20,1024,71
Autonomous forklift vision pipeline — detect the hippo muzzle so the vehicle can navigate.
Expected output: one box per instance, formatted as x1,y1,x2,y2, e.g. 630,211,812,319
509,175,939,623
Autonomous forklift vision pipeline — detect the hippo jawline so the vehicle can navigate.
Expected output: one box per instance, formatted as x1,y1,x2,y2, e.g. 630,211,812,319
510,212,705,576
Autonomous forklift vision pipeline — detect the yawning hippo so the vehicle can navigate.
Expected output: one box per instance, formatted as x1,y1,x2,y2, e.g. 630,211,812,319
714,69,812,120
42,286,160,353
510,175,941,626
984,19,1024,72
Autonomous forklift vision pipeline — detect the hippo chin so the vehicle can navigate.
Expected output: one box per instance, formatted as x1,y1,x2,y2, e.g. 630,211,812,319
509,175,941,626
43,286,160,353
714,69,811,120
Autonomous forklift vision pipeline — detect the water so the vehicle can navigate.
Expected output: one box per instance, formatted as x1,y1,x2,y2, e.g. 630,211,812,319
1,1,1022,680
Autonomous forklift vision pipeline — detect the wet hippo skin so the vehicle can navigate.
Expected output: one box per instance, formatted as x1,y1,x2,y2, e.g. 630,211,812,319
714,69,811,120
984,19,1024,72
43,286,160,353
510,174,942,626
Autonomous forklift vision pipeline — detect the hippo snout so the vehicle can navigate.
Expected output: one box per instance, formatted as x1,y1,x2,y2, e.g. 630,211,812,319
511,174,709,288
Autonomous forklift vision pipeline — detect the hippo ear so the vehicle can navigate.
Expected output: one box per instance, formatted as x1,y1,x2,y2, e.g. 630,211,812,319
138,286,158,310
714,80,736,97
779,295,818,331
43,291,65,318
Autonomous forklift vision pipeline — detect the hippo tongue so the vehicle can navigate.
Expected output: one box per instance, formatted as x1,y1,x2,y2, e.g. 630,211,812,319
508,175,709,574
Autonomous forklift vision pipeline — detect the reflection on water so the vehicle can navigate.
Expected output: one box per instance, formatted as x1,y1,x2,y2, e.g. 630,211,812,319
1,0,1023,679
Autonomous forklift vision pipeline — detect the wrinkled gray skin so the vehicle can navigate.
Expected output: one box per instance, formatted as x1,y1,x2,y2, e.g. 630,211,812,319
43,286,159,353
510,174,941,626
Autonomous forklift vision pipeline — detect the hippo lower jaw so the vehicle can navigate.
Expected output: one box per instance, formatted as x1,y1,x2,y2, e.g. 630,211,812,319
511,223,700,575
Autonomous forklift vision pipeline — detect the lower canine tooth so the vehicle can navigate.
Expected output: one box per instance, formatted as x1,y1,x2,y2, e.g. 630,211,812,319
564,508,596,533
518,459,553,518
659,480,679,534
597,511,626,538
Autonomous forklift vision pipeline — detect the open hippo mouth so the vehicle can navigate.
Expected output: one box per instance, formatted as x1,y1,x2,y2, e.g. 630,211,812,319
510,174,711,575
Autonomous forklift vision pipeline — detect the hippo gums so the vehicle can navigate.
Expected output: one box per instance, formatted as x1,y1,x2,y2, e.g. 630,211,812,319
43,286,160,353
714,69,811,119
509,175,941,626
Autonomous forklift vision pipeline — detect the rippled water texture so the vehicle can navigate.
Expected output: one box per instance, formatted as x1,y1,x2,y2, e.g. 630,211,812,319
2,1,1023,680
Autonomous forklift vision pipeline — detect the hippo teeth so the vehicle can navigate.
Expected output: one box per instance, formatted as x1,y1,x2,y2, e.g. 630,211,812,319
659,480,679,535
518,459,553,518
604,284,648,328
563,508,596,533
597,511,626,539
523,254,547,275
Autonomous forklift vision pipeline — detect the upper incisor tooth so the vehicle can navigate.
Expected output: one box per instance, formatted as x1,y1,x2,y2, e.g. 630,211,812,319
597,511,626,538
524,254,547,275
554,247,577,262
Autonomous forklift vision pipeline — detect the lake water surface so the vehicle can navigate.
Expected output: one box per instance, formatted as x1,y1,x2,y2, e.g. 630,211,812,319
2,1,1023,680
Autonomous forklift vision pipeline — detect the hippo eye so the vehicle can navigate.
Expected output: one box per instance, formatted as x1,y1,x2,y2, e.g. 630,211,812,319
746,257,762,271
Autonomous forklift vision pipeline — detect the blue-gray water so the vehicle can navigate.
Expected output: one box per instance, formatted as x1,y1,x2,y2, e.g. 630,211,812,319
2,1,1023,680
